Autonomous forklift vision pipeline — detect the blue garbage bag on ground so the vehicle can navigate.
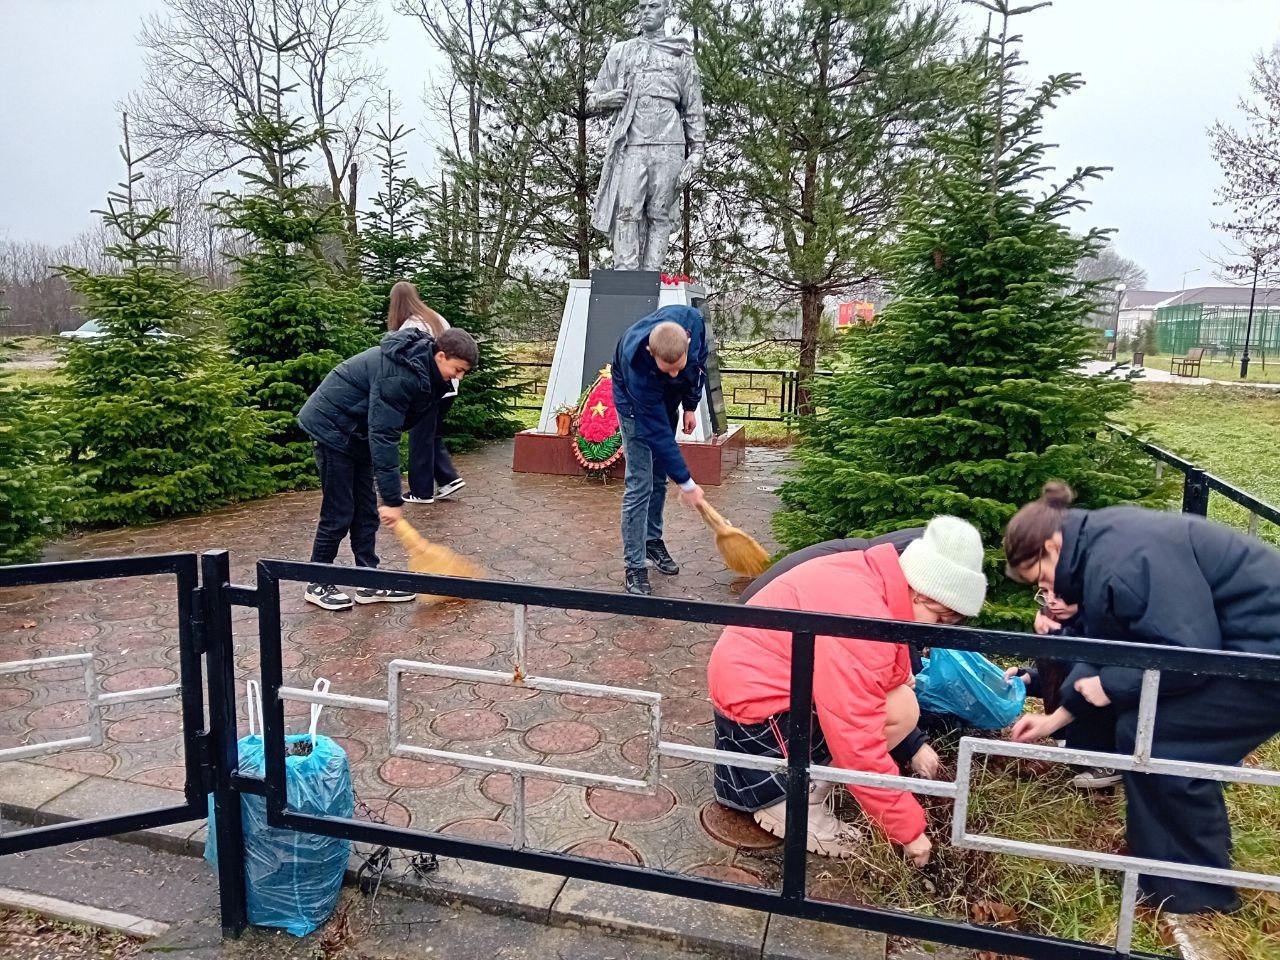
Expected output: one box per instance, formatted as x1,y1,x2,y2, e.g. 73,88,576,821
914,648,1026,730
205,732,353,937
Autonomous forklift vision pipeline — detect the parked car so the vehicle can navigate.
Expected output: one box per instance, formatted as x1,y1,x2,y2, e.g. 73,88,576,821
59,319,176,339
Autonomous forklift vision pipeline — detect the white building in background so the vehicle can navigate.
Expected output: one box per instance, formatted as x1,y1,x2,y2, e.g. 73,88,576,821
1115,289,1174,338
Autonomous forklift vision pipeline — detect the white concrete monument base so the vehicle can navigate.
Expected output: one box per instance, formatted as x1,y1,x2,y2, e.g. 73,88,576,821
534,278,716,442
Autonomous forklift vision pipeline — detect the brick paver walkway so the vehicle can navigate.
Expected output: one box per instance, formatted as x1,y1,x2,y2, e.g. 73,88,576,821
1,441,806,889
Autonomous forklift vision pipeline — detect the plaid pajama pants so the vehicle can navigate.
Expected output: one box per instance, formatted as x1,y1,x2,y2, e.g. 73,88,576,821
712,709,832,812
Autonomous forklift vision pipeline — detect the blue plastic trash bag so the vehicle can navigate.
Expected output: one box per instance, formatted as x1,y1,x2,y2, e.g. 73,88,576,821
914,648,1026,730
205,733,353,937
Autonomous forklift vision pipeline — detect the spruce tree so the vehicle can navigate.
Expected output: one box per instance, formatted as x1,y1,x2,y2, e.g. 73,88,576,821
57,117,271,527
359,102,520,452
774,1,1157,608
0,372,65,564
214,25,368,490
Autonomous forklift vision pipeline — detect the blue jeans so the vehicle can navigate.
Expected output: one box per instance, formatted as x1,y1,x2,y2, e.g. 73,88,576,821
619,412,673,570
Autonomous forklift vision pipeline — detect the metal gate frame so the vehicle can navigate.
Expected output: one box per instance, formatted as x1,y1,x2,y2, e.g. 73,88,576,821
0,553,209,853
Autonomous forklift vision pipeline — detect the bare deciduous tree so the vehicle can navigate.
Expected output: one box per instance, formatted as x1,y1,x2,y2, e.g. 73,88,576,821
397,0,518,300
0,229,114,333
1075,240,1149,290
126,0,383,233
1211,42,1280,282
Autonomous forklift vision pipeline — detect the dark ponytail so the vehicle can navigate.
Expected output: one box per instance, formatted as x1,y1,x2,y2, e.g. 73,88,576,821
1004,481,1075,576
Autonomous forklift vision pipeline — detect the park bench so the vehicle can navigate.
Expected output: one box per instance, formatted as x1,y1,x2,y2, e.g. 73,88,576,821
1170,346,1206,377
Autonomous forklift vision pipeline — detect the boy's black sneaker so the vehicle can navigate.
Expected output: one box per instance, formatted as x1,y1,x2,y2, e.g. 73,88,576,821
354,587,417,605
646,539,680,575
625,567,653,596
305,583,353,611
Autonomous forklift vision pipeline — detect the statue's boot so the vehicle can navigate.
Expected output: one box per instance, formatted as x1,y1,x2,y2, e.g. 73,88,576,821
640,216,674,272
613,217,643,271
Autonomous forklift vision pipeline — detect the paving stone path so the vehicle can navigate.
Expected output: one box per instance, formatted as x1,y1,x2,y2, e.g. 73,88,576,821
0,441,811,890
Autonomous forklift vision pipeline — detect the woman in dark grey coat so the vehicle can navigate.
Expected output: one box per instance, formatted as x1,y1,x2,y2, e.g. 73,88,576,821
1003,481,1280,914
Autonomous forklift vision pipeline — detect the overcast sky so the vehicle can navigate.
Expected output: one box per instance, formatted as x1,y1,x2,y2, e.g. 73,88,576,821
2,0,1278,290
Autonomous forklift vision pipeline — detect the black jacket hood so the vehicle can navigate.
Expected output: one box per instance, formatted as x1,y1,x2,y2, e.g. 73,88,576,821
380,329,442,390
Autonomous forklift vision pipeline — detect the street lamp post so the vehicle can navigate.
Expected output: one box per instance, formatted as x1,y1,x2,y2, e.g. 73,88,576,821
1112,283,1126,357
1180,267,1200,295
1241,257,1259,379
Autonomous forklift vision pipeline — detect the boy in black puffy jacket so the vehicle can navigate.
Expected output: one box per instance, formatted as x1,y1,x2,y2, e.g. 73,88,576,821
297,328,478,611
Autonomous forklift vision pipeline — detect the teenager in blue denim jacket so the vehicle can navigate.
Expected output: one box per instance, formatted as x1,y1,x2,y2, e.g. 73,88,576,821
611,304,708,595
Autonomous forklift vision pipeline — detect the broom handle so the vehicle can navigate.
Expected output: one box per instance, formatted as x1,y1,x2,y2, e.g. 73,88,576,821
393,518,429,555
695,500,730,534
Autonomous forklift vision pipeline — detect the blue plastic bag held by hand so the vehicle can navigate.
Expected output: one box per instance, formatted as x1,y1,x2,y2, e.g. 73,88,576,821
206,680,353,936
915,649,1026,730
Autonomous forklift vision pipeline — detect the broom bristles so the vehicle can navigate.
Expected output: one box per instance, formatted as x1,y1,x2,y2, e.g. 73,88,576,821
392,519,483,603
717,530,771,577
695,503,770,577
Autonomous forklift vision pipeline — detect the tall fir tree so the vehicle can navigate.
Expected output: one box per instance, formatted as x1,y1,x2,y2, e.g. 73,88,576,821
57,116,271,527
359,100,520,451
214,21,368,490
774,1,1158,617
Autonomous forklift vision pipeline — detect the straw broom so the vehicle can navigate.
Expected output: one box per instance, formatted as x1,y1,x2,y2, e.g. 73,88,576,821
391,519,484,603
695,502,771,577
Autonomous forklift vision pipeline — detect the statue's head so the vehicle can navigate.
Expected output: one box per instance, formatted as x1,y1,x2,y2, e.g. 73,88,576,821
636,0,667,34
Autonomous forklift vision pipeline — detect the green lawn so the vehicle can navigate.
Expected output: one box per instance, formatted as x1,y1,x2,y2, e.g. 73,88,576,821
1122,384,1280,544
1150,355,1280,386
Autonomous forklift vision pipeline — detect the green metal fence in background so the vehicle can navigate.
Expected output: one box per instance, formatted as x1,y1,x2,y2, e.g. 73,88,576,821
1155,302,1280,359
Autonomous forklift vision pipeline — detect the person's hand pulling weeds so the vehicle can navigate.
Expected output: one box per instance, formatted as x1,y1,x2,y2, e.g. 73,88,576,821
1010,706,1073,743
911,743,942,780
904,832,932,867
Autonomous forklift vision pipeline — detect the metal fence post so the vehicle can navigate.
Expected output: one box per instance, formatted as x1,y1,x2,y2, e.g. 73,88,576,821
782,630,816,900
201,550,248,937
1181,467,1210,516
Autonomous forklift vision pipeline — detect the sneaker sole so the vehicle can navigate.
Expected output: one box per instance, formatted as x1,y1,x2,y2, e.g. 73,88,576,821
304,594,353,611
353,593,418,605
646,559,680,576
436,483,466,500
403,498,435,504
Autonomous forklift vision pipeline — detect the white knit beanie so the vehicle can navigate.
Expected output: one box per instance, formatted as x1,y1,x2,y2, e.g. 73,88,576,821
897,516,987,618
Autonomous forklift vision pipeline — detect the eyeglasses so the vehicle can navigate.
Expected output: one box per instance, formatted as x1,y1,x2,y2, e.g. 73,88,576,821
1033,588,1048,606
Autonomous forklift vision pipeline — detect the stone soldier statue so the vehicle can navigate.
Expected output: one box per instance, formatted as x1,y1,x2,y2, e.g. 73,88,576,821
589,0,706,271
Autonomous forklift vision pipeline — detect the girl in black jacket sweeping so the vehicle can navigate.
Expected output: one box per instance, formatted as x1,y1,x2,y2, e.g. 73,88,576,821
1003,481,1280,914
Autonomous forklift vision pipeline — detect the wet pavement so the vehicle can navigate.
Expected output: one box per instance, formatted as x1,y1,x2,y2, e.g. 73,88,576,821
1,441,801,888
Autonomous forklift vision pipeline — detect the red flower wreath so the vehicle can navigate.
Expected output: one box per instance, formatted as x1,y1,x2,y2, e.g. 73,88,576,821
573,366,624,470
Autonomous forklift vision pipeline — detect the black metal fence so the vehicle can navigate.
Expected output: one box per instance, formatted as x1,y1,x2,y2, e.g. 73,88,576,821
503,360,834,422
6,550,1280,959
1117,428,1280,535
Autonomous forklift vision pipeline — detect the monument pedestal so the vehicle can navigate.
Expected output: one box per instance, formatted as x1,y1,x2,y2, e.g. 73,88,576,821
512,270,744,485
513,423,746,485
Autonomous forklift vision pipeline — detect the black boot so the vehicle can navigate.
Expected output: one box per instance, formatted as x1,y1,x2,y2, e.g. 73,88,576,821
645,539,680,575
625,567,653,596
